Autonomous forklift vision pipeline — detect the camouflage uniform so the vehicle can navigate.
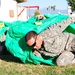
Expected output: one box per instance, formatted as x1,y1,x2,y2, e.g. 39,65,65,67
39,17,75,66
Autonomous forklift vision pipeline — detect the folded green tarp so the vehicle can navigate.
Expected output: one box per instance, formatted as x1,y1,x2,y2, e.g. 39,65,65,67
0,21,11,36
0,21,11,42
5,14,69,65
64,22,75,34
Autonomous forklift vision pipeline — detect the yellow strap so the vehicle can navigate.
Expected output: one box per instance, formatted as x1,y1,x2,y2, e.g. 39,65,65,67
34,22,42,25
0,23,4,28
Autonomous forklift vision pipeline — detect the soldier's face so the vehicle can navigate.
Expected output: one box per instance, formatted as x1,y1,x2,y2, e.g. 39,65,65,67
26,32,43,50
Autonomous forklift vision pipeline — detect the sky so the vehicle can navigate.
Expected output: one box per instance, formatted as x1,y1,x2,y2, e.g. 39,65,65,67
18,0,68,10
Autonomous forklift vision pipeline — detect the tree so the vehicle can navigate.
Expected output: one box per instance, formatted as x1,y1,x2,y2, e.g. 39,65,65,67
67,0,75,11
47,5,56,11
46,6,50,11
15,0,27,3
34,9,41,16
51,5,56,11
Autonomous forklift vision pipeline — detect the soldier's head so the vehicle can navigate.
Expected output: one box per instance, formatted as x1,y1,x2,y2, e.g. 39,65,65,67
25,31,43,50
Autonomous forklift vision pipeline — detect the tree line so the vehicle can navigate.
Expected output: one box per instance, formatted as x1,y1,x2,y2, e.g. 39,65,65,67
15,0,75,12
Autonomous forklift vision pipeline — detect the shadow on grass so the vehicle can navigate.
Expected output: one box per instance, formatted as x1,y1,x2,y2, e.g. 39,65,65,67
0,41,22,64
0,49,22,64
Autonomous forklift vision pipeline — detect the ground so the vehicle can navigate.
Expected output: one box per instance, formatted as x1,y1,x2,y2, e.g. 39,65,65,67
0,55,75,75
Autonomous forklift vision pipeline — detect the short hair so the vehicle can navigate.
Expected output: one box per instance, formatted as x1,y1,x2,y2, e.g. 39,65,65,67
25,31,37,43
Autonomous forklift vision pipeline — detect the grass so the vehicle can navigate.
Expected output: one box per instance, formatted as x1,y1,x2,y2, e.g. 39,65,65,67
0,55,75,75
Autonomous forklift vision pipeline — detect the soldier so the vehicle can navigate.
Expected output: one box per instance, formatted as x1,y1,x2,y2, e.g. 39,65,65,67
26,16,75,66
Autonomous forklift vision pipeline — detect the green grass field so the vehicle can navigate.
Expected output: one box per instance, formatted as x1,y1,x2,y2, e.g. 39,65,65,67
0,55,75,75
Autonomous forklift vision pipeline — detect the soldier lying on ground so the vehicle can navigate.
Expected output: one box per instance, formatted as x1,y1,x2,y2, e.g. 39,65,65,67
25,28,75,66
25,15,75,66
